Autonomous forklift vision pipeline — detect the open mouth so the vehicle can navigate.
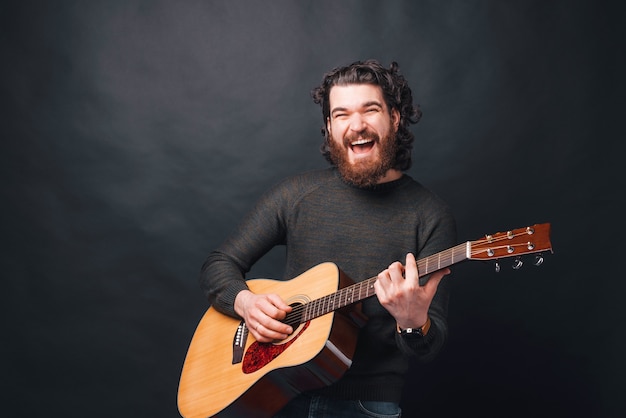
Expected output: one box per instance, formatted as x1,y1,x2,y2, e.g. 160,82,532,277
350,139,376,154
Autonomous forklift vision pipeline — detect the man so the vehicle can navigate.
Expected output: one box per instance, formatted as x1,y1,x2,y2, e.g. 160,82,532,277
200,59,456,417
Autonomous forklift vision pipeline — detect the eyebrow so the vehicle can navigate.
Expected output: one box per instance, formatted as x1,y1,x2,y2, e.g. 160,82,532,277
330,101,384,116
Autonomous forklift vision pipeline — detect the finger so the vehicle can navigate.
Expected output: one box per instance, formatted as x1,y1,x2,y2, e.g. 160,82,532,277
253,322,291,343
272,319,293,336
374,273,389,301
251,323,272,343
251,295,288,323
262,295,293,334
403,253,419,286
266,294,293,315
254,315,293,337
256,300,293,335
387,261,405,282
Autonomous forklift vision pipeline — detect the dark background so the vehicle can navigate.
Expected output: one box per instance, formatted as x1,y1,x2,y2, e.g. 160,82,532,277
2,1,624,417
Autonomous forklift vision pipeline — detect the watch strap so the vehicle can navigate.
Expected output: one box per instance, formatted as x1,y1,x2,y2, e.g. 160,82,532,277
397,316,431,336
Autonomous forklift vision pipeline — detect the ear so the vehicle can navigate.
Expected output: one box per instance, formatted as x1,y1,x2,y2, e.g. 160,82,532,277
326,116,332,135
391,108,400,130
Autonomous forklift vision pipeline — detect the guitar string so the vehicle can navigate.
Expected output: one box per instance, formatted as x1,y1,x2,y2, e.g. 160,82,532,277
283,244,465,325
282,229,540,327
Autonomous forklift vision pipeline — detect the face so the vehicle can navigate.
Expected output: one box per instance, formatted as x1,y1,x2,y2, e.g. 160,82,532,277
326,84,401,187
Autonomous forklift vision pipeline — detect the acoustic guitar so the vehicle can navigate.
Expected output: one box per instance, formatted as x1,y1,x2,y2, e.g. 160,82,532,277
178,223,552,417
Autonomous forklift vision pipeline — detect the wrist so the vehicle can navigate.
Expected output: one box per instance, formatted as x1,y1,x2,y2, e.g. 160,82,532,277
234,290,253,318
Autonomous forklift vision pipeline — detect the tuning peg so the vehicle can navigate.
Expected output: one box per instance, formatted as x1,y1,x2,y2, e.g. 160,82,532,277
533,254,544,266
512,258,523,270
495,262,501,273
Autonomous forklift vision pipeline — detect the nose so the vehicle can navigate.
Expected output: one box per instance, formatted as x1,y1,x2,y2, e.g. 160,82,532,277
348,113,366,132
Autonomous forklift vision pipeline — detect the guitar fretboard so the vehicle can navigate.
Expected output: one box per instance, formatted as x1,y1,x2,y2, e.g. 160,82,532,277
284,243,469,327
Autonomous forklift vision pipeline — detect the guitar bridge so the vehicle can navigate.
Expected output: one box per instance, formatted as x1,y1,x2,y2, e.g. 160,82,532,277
232,321,248,364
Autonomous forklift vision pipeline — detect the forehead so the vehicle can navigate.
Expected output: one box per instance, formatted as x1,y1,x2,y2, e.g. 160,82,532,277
329,84,386,110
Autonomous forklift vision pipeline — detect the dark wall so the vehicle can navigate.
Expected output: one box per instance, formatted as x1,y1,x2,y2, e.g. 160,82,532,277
2,1,624,417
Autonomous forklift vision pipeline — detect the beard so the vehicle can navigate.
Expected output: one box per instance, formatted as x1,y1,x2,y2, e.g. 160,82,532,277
327,127,398,188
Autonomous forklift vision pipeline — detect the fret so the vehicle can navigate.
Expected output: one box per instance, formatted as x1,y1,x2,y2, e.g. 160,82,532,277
356,281,363,300
303,300,309,322
314,296,322,317
365,278,376,298
335,288,342,310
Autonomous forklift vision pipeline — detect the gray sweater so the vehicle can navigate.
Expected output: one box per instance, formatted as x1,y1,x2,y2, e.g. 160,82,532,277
200,167,457,402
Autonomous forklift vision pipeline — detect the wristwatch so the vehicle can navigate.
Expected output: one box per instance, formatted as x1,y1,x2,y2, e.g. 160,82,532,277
397,316,431,337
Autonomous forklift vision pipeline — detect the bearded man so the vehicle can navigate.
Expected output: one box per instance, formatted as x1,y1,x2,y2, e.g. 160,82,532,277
199,60,457,417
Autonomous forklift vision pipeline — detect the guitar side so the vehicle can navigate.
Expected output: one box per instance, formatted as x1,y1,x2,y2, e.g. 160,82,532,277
177,262,362,418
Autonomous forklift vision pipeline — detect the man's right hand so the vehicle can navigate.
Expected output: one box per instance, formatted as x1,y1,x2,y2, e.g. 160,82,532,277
234,290,293,343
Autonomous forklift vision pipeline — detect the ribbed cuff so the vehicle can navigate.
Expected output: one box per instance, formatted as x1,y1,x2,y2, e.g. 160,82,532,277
215,280,250,318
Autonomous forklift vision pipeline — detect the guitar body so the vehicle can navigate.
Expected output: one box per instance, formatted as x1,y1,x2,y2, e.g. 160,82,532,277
177,262,364,418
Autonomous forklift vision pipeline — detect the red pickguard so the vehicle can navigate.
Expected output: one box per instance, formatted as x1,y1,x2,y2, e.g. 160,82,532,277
242,321,311,374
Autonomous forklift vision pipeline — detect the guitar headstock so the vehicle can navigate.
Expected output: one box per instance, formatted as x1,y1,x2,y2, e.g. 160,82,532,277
469,223,552,270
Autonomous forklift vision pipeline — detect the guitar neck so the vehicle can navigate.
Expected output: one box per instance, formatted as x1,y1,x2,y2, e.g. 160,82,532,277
298,243,469,323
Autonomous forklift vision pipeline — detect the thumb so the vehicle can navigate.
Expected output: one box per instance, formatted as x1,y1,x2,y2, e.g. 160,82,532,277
424,268,450,292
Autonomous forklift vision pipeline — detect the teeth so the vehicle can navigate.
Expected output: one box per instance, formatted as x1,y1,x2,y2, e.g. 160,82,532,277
351,139,372,146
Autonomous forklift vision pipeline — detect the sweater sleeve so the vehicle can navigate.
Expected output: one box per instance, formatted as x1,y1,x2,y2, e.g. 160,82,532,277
199,181,290,318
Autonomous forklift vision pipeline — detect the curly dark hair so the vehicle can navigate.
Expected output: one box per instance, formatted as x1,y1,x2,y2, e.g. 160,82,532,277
311,59,422,171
